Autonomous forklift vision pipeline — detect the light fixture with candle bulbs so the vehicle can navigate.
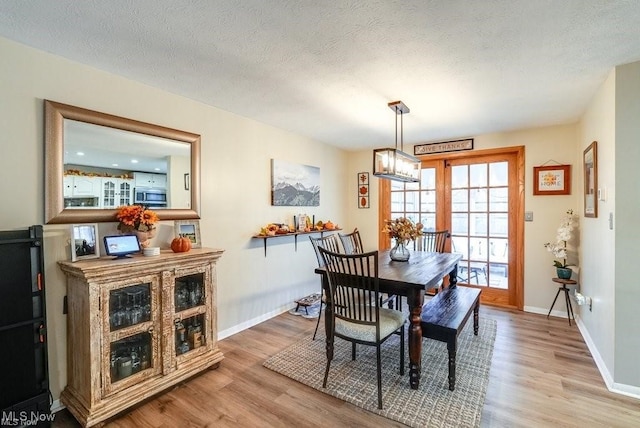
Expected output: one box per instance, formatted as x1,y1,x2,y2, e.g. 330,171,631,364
372,101,420,183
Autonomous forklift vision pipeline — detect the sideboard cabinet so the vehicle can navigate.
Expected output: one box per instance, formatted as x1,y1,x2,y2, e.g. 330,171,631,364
58,248,224,427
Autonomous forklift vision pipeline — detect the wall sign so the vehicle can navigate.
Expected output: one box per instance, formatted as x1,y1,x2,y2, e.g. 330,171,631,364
414,138,474,155
533,164,571,195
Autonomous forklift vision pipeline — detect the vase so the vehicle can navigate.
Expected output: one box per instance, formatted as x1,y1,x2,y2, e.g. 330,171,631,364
132,228,156,249
556,267,572,280
390,240,410,262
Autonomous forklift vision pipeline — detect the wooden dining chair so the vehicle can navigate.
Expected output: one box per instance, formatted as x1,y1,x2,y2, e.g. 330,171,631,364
415,230,450,295
318,247,405,410
338,228,363,254
308,234,342,340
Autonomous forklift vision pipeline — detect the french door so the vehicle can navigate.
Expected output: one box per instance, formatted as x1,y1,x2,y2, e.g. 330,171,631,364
379,147,524,308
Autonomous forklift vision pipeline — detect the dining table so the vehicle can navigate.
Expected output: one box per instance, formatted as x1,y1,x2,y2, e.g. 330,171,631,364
315,249,462,389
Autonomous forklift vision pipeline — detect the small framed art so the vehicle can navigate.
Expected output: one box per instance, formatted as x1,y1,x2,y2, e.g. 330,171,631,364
583,141,598,218
533,164,571,195
70,223,100,261
174,220,201,248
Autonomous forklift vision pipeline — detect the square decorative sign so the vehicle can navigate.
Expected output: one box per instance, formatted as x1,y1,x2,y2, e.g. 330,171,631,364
533,164,571,195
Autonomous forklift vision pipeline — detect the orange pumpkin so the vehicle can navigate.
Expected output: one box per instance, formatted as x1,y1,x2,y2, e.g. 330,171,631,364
324,221,335,230
171,236,192,253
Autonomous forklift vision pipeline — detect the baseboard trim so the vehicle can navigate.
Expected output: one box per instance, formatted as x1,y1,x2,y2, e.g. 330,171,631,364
51,399,64,413
218,303,296,340
524,306,640,400
574,317,640,400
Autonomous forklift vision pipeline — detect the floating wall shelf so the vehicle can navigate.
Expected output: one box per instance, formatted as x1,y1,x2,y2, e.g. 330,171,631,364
252,229,342,256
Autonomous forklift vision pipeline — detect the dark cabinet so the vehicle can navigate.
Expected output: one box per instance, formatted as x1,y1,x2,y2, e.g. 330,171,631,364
0,225,51,427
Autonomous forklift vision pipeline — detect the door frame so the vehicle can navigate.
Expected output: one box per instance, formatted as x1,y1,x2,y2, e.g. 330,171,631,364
378,145,525,310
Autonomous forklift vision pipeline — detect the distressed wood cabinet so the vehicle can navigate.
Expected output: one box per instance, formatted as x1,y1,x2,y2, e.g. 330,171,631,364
58,248,224,427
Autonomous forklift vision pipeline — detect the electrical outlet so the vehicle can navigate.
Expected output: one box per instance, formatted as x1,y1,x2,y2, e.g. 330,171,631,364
524,211,533,222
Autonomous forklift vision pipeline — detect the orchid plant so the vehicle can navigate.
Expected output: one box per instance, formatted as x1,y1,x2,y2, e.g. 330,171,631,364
544,209,576,268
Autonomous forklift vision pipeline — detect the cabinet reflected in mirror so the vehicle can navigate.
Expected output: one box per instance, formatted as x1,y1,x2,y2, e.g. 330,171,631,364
45,100,201,224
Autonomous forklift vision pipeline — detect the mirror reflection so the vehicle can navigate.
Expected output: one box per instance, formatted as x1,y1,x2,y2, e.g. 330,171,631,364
45,100,201,224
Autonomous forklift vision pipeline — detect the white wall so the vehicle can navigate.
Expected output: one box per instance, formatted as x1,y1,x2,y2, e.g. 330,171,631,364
578,70,616,380
0,37,348,402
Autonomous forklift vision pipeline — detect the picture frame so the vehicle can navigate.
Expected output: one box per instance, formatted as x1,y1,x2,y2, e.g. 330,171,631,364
357,172,369,208
70,223,100,261
583,141,598,218
271,159,320,206
533,164,571,195
174,220,201,248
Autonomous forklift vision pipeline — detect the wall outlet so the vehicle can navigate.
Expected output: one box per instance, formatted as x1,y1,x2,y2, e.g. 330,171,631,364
524,211,533,222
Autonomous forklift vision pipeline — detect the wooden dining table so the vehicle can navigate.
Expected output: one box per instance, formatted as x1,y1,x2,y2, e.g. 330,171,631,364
315,249,462,389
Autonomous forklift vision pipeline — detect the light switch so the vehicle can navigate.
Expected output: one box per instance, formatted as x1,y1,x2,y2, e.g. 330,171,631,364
609,212,614,230
524,211,533,222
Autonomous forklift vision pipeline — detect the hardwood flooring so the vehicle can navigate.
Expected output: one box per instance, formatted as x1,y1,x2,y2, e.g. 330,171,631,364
53,306,640,427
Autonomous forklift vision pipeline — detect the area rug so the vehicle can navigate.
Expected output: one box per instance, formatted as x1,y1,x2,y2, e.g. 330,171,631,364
264,318,496,428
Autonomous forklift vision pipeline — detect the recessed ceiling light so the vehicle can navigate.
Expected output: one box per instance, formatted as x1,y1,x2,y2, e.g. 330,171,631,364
76,151,85,156
112,163,119,167
154,168,160,171
131,159,138,164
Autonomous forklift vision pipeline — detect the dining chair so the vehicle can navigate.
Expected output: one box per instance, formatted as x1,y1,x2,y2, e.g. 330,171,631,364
318,247,405,410
338,228,363,254
415,230,450,295
308,234,343,340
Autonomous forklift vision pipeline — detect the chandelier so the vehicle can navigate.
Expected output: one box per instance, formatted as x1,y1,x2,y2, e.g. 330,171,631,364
372,101,420,183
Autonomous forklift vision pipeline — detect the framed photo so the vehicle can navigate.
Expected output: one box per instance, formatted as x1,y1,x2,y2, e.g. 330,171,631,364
583,141,598,218
184,173,190,191
271,159,320,206
174,220,201,248
533,164,571,195
70,223,100,261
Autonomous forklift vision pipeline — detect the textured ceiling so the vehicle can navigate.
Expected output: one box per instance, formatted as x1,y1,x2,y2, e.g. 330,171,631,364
2,1,640,151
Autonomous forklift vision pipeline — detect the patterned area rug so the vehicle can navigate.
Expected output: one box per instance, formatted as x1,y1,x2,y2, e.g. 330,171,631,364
264,318,496,428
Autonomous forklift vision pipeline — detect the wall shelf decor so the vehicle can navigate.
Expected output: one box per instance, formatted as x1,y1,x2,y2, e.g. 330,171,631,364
252,229,341,256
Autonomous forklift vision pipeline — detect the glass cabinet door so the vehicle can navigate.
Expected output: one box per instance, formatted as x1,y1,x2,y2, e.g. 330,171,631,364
109,284,151,331
173,270,209,361
103,279,160,395
174,274,204,312
109,332,152,383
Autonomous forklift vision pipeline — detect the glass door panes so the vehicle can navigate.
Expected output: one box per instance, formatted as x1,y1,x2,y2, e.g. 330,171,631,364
173,271,207,360
109,284,151,331
175,314,205,356
118,180,132,206
450,161,509,289
390,167,437,232
109,332,152,383
174,274,204,312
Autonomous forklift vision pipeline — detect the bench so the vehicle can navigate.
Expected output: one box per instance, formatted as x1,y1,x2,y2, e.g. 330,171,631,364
420,286,481,391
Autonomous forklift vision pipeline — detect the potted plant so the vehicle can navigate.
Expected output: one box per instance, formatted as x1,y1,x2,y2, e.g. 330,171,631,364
544,209,577,279
382,217,423,262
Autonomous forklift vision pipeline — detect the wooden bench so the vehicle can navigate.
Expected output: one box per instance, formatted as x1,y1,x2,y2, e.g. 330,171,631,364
420,286,481,391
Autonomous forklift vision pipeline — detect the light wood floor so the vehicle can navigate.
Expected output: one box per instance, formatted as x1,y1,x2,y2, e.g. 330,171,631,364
53,306,640,427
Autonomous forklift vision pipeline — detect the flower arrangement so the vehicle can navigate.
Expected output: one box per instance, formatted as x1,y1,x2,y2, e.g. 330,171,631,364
544,209,576,268
382,217,423,244
116,205,159,232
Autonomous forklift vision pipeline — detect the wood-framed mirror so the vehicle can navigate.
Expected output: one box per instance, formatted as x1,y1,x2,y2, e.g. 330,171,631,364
44,100,201,224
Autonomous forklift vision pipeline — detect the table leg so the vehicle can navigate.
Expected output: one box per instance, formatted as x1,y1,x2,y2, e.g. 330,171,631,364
449,264,458,288
547,287,562,319
406,288,424,389
563,286,574,326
